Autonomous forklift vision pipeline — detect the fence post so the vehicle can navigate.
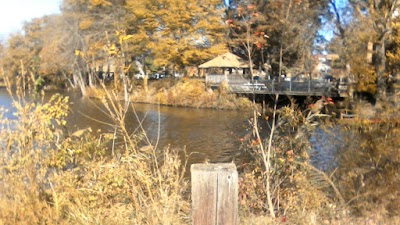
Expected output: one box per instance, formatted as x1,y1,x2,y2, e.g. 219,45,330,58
191,163,238,225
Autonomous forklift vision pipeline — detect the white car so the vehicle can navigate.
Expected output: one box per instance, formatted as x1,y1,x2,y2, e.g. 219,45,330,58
134,73,145,79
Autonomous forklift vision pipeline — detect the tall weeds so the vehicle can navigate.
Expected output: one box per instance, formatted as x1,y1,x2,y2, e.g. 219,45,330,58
239,97,400,224
0,76,189,224
239,96,344,224
335,103,400,217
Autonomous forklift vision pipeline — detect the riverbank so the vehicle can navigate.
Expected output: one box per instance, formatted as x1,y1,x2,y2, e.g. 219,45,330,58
1,86,399,224
85,78,255,111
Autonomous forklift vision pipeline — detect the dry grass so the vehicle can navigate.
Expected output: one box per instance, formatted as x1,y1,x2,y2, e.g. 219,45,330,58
91,78,253,110
334,102,400,218
2,74,399,224
0,80,190,224
238,98,400,224
139,78,252,110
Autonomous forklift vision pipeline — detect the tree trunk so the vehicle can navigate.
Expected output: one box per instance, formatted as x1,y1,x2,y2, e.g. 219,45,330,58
73,71,87,96
279,43,283,82
375,42,387,100
135,60,147,93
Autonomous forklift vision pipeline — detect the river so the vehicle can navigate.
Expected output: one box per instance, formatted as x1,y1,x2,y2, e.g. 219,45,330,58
0,89,252,165
0,88,338,172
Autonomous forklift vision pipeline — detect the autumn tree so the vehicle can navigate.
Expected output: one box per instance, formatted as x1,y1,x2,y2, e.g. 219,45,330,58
61,0,129,89
225,2,269,79
0,41,4,68
0,17,53,89
227,0,330,78
325,0,376,95
343,22,376,94
387,19,400,76
348,0,399,99
125,0,227,72
325,0,399,99
32,15,74,87
327,0,352,72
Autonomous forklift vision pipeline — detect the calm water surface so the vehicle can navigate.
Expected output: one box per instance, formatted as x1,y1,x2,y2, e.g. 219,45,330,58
0,88,337,170
0,89,251,165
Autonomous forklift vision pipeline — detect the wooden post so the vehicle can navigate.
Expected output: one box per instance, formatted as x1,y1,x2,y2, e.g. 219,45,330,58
191,163,238,225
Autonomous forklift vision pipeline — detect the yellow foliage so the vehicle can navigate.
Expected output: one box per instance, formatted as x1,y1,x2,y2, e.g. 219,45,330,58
107,44,118,56
74,49,85,57
89,0,112,7
79,18,93,30
352,63,376,94
125,0,226,67
387,21,400,75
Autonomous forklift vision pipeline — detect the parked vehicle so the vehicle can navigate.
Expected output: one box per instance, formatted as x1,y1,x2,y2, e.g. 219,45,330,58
149,73,160,80
133,73,145,79
149,73,167,80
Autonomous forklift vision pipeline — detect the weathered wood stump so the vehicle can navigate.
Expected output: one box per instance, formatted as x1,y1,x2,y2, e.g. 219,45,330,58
191,163,238,225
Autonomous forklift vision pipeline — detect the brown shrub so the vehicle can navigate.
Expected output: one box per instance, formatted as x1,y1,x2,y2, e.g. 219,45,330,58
335,104,400,217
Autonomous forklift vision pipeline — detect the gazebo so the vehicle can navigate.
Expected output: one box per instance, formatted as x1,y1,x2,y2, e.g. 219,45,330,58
198,52,251,85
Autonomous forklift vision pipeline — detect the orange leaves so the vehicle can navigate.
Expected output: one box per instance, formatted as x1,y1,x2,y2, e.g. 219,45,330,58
225,19,233,24
285,150,294,162
324,97,334,105
237,4,256,17
125,0,227,68
247,4,254,10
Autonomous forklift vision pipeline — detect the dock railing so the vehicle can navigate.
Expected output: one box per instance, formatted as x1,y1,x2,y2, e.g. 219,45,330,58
206,74,338,96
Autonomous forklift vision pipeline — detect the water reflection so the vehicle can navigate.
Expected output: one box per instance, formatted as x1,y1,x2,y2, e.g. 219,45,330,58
72,98,250,164
309,127,342,172
0,89,250,164
0,88,338,170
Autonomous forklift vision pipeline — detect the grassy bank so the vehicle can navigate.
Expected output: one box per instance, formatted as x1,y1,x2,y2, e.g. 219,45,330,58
86,78,254,111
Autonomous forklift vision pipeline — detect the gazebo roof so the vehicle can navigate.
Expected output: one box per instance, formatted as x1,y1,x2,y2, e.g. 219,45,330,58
198,52,250,69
